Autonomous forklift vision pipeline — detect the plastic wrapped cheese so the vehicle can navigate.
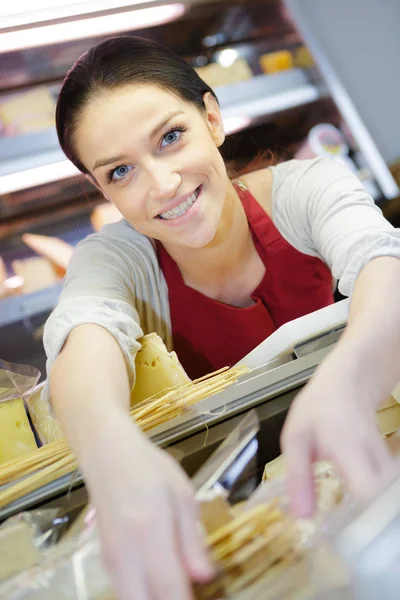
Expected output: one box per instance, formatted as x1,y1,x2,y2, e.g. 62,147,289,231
130,333,191,405
0,398,37,464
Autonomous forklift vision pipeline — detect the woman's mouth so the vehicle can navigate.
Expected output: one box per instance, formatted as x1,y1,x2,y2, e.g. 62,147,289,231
157,186,201,221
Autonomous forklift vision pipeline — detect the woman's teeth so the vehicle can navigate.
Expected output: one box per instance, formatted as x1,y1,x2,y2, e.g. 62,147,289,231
158,188,199,220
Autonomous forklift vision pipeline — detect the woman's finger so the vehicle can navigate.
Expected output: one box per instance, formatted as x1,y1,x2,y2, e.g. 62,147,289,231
174,487,214,582
282,427,315,518
147,510,195,600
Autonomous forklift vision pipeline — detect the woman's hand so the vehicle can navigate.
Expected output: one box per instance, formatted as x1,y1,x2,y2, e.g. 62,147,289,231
281,348,395,518
84,417,213,600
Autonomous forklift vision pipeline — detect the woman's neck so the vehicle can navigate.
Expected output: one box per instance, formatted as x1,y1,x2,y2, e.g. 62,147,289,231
162,179,252,286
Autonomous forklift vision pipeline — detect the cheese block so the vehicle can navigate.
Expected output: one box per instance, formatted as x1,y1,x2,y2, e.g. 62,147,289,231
262,454,285,481
195,58,253,89
263,455,334,482
12,257,59,294
376,403,400,436
91,203,123,232
0,87,55,135
26,386,63,445
131,333,191,405
22,234,74,275
0,519,41,582
0,398,37,464
259,50,294,74
392,381,400,404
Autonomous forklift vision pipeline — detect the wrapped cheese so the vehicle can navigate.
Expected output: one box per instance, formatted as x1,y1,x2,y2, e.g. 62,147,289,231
130,333,191,405
0,398,37,464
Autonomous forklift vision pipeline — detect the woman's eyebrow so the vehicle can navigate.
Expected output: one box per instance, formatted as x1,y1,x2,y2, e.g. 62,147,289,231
150,110,185,139
93,154,130,171
92,110,185,171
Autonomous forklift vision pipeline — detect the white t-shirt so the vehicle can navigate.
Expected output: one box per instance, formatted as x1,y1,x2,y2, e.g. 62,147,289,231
43,158,400,387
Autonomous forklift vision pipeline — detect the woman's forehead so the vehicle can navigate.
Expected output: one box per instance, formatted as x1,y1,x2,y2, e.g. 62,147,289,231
75,85,194,168
86,84,188,119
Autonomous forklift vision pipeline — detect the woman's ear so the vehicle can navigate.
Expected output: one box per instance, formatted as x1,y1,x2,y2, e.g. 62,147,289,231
203,92,225,147
85,173,110,200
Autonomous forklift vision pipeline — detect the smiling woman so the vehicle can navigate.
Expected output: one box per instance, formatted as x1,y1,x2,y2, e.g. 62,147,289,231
46,35,400,600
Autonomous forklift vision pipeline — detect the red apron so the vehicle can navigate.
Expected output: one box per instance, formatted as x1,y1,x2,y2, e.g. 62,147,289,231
157,182,334,379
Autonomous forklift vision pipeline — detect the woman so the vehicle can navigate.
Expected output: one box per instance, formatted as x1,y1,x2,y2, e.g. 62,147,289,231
46,36,400,600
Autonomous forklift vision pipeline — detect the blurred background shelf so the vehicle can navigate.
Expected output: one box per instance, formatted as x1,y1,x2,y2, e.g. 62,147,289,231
0,0,399,377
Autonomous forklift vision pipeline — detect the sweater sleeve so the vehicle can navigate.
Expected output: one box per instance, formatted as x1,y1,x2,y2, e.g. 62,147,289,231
271,157,400,296
43,224,149,390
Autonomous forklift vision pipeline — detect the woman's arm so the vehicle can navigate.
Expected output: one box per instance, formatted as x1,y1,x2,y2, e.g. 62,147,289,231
44,226,212,600
50,324,212,600
282,257,400,517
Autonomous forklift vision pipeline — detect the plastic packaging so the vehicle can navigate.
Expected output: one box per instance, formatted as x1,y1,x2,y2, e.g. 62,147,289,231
25,381,64,445
0,512,116,600
0,359,40,405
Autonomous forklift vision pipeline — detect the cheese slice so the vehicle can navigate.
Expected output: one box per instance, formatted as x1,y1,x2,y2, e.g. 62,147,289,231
130,333,191,405
0,398,37,464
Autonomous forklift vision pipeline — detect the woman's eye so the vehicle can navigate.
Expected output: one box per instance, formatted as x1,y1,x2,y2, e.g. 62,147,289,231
160,129,183,149
111,164,133,182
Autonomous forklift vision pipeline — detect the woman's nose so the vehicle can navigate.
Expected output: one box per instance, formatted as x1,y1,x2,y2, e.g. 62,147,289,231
147,168,181,201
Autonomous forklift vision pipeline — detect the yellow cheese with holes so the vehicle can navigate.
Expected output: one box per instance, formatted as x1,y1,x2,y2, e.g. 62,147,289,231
130,333,191,405
0,398,37,464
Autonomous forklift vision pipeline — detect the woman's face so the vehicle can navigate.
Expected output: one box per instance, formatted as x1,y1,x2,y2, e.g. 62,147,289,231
74,84,228,249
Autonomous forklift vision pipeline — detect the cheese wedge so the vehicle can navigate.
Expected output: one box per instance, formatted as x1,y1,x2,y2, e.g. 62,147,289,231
0,398,37,464
131,333,191,405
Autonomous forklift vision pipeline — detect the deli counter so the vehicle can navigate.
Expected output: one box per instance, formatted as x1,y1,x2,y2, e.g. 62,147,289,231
1,298,400,599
